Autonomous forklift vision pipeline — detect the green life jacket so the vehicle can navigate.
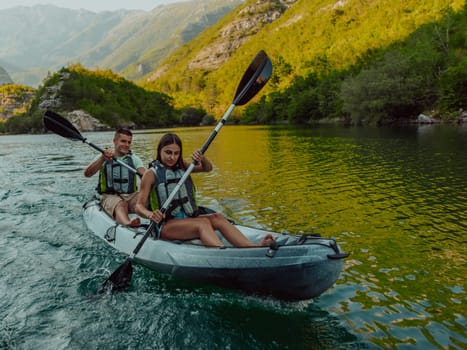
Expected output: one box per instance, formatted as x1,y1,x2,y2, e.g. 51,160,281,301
148,160,198,219
97,154,137,194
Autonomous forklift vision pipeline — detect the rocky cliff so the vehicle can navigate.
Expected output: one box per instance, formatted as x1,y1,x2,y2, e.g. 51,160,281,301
0,84,34,121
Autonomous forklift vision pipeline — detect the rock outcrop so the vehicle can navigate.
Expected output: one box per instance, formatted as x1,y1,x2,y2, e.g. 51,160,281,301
67,110,110,132
416,113,436,124
0,86,35,120
149,0,299,80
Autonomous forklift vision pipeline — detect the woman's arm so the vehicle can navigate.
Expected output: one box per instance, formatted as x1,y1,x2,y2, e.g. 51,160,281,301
190,149,213,173
135,170,157,220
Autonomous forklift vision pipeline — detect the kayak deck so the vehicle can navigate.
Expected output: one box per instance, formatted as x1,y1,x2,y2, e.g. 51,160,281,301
83,200,348,300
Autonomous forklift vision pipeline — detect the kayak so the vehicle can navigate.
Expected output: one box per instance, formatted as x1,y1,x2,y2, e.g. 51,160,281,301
83,199,349,300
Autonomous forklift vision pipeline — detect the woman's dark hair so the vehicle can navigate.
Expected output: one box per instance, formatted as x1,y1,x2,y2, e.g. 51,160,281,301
157,133,185,169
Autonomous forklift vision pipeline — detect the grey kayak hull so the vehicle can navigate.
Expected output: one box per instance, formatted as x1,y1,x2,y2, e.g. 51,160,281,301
83,200,347,300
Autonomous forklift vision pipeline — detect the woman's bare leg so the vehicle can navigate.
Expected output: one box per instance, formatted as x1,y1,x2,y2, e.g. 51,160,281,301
203,213,274,247
161,217,224,247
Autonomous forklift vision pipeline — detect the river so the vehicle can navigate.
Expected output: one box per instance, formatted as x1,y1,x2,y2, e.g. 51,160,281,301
0,124,465,349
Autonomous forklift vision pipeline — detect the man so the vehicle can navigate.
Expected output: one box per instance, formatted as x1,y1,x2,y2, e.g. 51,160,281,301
84,128,145,227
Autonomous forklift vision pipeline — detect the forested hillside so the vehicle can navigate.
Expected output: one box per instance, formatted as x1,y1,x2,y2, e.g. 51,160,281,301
1,65,173,134
0,84,34,125
0,0,242,87
144,0,466,124
0,65,216,134
2,0,466,133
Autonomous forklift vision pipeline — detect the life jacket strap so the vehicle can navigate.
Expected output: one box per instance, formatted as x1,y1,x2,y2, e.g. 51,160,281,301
112,178,129,183
166,197,189,219
166,178,180,185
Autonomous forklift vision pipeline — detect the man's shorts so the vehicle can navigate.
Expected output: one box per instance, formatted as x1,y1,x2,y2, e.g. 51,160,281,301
100,192,139,218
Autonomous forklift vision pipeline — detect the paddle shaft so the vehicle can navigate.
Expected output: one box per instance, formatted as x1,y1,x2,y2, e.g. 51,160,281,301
83,138,142,178
128,51,272,259
103,50,272,291
128,103,236,259
43,110,141,177
150,61,269,217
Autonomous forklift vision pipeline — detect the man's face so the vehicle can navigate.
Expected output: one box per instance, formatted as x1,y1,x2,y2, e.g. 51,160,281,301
113,134,132,156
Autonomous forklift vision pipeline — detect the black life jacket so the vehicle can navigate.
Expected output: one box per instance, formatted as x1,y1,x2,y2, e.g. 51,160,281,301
97,154,137,194
148,160,198,219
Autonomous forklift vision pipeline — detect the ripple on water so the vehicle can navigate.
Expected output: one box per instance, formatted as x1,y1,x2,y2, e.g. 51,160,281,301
1,127,466,349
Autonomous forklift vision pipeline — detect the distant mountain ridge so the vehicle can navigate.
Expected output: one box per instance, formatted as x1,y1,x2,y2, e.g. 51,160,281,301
0,66,13,85
0,0,243,87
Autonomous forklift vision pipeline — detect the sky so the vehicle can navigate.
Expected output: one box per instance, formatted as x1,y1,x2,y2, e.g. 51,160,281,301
0,0,188,12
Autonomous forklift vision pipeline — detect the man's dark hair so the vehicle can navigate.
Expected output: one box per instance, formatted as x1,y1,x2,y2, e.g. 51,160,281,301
116,127,133,137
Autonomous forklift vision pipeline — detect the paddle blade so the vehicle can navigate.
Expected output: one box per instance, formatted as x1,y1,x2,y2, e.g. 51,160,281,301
98,258,133,293
43,110,84,142
233,50,273,106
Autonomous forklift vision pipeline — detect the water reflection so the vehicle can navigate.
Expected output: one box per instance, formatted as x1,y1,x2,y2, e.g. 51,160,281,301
160,125,465,349
1,125,465,349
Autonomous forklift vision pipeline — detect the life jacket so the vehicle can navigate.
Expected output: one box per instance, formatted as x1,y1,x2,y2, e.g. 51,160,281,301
148,160,198,219
97,154,137,194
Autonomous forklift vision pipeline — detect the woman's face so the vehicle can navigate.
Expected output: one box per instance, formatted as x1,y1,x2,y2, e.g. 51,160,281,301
160,143,181,168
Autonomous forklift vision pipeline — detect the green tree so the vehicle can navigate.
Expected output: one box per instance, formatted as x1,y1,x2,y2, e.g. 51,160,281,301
179,107,206,126
438,56,467,114
341,51,424,124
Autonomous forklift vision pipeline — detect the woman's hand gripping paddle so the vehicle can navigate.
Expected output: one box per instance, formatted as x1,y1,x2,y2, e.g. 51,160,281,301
99,50,273,293
43,110,142,177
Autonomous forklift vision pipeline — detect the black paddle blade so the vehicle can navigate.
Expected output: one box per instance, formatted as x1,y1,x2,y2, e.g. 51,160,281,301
233,50,273,106
98,258,133,293
43,110,84,142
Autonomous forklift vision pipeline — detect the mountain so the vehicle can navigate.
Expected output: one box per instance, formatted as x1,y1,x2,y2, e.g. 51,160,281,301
0,66,13,85
143,0,465,115
80,0,243,81
3,0,465,133
0,0,243,87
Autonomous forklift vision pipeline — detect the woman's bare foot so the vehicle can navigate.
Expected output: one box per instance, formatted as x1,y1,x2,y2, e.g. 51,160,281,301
129,217,141,227
259,233,275,246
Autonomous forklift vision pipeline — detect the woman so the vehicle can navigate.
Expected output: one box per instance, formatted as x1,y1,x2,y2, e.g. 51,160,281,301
136,133,274,248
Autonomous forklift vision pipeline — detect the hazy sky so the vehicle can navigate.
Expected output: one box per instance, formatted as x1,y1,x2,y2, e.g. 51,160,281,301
0,0,188,12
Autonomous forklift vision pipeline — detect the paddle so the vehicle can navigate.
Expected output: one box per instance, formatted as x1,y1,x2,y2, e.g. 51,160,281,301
99,50,273,293
43,110,141,177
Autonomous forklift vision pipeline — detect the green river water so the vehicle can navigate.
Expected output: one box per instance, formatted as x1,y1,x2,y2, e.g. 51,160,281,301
0,124,465,349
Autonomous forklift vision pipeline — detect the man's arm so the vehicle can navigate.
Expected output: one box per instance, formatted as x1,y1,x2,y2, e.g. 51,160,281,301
84,149,113,177
84,155,105,177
